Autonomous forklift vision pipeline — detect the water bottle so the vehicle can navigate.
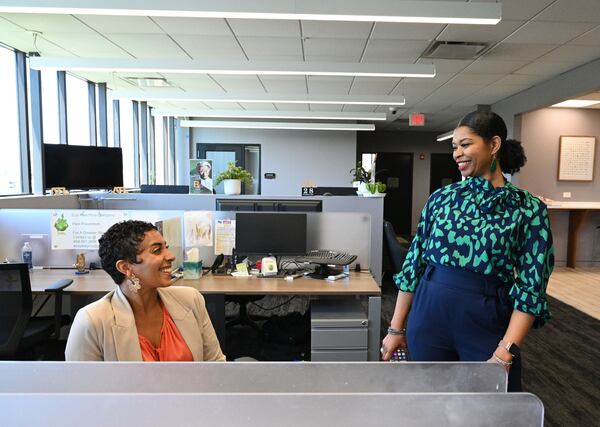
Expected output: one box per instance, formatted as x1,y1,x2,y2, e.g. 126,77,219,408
21,241,33,270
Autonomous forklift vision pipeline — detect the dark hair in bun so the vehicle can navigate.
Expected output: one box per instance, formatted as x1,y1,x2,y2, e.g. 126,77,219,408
457,111,527,174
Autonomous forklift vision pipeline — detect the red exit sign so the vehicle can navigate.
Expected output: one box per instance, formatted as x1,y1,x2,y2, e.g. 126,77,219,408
409,113,425,126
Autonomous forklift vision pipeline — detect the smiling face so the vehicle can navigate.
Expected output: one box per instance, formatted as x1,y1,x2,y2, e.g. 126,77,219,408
452,126,499,179
127,229,175,289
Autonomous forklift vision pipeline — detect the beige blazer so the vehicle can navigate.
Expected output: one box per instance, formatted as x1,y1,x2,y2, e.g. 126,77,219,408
65,285,226,361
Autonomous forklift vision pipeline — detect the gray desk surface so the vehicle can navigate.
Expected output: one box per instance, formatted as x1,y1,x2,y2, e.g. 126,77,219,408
0,361,507,393
0,393,544,427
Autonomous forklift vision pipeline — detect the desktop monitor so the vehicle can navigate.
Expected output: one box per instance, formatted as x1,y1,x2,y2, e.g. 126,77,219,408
235,213,307,256
42,144,124,191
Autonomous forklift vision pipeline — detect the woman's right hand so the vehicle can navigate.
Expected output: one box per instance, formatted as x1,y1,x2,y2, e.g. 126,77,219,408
381,334,408,361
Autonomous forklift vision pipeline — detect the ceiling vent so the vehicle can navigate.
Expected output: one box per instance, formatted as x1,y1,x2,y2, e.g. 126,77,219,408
423,41,488,60
124,77,172,87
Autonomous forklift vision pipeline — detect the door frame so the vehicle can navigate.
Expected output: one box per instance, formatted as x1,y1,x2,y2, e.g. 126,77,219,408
196,143,261,194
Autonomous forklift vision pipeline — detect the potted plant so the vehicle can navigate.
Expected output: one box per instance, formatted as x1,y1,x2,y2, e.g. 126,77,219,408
364,181,387,197
214,161,253,195
350,161,372,195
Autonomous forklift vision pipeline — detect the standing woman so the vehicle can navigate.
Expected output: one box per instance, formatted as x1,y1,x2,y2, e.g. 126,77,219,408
66,220,225,361
381,111,554,391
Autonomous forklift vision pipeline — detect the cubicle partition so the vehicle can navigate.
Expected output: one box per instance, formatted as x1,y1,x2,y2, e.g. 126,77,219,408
0,361,507,393
0,392,544,427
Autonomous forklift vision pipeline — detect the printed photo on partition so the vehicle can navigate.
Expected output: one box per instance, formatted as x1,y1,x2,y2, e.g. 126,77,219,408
184,211,213,247
189,159,213,194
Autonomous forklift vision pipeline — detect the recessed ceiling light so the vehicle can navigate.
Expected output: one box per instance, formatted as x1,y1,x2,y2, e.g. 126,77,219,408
30,58,436,79
111,91,406,106
124,77,171,87
436,130,454,141
179,120,375,131
551,99,600,108
0,2,501,25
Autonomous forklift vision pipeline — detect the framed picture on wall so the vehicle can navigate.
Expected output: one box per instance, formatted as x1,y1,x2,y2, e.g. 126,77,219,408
557,136,596,181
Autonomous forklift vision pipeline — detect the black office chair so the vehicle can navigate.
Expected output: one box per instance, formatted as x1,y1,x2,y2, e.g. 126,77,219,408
0,263,72,360
383,220,409,274
226,295,268,333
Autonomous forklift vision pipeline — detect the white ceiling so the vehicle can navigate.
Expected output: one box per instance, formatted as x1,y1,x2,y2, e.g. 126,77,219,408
1,0,600,131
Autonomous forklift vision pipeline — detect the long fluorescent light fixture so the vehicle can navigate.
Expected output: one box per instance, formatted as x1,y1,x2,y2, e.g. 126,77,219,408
179,120,375,131
0,1,502,25
112,91,406,106
436,130,454,141
551,99,600,108
152,109,387,121
30,58,435,79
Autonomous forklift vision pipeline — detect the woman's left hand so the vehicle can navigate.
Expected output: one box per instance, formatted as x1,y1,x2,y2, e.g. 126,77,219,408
486,355,510,373
487,346,513,373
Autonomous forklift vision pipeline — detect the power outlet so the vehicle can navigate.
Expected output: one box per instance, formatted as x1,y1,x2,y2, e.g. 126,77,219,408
563,192,572,199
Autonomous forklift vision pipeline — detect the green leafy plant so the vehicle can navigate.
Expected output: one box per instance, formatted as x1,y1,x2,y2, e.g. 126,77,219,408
365,181,387,194
350,161,372,183
214,161,253,186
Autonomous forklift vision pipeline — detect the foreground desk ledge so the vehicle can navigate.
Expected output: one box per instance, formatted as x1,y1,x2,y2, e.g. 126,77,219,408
0,393,544,427
0,361,506,393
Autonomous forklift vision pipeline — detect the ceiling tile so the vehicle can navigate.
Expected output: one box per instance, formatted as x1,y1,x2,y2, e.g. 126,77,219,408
259,76,306,93
201,102,243,110
237,103,277,111
0,31,72,56
172,35,246,60
160,75,224,92
505,21,596,44
106,34,189,59
0,13,90,32
371,23,444,41
152,17,231,36
42,33,130,58
342,105,378,113
307,76,353,94
535,0,600,23
513,61,578,76
450,73,504,86
209,75,266,92
482,43,556,60
362,40,429,62
301,21,372,39
349,77,401,96
304,55,360,63
77,15,162,34
304,38,364,59
538,44,600,63
238,36,302,56
477,0,555,21
569,25,600,46
247,54,304,61
228,18,300,37
491,74,546,86
438,20,525,43
464,59,530,74
416,58,473,74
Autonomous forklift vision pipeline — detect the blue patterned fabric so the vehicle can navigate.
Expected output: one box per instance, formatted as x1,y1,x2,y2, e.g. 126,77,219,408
394,176,554,328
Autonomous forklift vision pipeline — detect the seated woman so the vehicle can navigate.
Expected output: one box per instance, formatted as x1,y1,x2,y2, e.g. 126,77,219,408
66,220,225,361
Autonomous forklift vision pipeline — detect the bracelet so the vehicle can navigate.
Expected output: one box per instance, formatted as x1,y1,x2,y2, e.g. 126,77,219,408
492,352,513,367
387,327,406,336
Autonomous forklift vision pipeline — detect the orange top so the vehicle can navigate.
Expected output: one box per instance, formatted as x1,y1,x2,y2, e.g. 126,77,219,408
138,304,194,362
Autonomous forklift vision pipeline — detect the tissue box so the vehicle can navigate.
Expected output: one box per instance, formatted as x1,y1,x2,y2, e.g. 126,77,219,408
183,261,203,280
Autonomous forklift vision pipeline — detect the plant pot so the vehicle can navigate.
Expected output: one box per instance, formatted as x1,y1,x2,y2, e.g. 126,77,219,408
223,179,242,195
357,182,368,196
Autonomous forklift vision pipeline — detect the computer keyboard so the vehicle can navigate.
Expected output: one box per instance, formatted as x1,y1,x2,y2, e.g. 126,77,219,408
295,250,357,266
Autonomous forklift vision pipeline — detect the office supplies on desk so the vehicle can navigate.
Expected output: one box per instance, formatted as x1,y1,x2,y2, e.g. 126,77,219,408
326,273,348,281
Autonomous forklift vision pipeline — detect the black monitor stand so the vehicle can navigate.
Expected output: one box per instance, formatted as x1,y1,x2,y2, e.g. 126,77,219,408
307,264,341,280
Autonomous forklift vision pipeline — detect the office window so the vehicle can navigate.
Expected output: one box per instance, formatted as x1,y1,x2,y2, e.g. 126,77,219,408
154,115,165,184
119,99,135,188
0,46,22,195
66,74,91,146
40,70,59,144
95,84,114,147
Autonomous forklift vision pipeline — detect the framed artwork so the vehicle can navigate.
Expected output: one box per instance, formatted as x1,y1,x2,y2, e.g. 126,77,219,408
557,136,596,181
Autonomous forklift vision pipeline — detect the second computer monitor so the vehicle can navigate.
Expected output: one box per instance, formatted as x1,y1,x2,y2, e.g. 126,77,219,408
235,213,307,256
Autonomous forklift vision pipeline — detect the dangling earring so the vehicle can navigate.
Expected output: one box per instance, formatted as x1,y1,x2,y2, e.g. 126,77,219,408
490,155,497,172
128,275,141,293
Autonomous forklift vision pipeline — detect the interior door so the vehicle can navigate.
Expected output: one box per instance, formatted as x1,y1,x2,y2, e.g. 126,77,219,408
374,153,413,236
430,153,461,194
196,144,260,194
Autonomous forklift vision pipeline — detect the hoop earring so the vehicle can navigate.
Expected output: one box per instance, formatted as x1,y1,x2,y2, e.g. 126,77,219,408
490,155,497,172
128,275,141,294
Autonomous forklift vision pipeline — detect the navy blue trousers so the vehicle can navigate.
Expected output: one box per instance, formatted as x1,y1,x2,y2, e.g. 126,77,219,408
407,264,522,392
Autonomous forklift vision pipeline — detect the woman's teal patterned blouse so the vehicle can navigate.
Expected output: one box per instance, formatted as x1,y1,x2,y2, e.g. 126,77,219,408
394,176,554,328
